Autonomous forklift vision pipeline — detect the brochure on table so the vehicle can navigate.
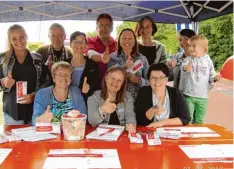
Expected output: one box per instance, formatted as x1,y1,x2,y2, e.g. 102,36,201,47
156,127,220,138
179,144,234,163
0,149,12,165
86,124,125,141
43,149,121,169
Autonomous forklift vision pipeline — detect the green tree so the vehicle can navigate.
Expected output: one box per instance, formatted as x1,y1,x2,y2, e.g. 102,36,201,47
116,22,136,38
154,23,178,55
199,14,233,71
87,31,97,38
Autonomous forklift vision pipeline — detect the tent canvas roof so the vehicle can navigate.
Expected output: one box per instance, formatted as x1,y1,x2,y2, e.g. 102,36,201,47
0,1,233,23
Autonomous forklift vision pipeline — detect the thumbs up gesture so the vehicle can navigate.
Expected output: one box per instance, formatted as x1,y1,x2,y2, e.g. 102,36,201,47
36,105,53,123
82,77,90,94
3,72,15,89
101,46,110,64
100,95,117,114
185,60,192,72
125,55,134,69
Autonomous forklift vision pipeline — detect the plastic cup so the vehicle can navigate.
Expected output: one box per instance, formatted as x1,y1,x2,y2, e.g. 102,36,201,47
61,113,87,141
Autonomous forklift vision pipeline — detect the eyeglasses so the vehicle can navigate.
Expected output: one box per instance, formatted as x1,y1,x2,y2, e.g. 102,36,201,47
150,76,167,82
55,73,71,78
72,40,86,45
97,24,112,29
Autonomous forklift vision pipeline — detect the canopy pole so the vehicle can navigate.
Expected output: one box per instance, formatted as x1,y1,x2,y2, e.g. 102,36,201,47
192,21,199,34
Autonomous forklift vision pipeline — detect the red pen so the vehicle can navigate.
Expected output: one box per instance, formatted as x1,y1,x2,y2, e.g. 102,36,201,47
99,128,115,136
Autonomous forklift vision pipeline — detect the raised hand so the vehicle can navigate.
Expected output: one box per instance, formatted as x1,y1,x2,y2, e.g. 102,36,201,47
82,77,90,94
3,72,15,89
101,46,110,64
36,105,53,123
100,95,117,114
125,55,134,69
185,60,192,72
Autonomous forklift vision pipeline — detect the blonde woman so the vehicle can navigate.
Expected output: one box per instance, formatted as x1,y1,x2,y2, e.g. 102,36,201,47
33,61,87,125
0,24,47,125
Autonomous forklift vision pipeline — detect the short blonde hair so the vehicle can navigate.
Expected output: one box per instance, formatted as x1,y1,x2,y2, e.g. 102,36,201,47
189,34,209,53
51,61,72,78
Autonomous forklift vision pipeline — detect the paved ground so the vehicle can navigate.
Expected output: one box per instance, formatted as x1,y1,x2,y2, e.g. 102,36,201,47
0,79,233,131
205,79,233,131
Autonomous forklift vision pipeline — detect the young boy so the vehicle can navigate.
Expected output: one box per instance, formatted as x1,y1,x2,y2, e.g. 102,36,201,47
179,35,221,124
168,29,196,88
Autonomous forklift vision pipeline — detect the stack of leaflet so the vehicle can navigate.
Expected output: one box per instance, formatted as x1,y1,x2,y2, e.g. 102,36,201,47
86,124,125,141
11,126,57,142
156,128,181,139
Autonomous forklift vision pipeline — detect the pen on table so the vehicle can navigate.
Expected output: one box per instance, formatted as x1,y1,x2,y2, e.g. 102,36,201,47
99,128,115,136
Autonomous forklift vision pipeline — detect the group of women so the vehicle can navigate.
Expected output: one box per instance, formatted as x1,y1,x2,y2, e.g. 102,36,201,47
0,15,192,132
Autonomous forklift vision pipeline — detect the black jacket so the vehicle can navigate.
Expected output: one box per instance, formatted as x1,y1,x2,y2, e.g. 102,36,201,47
135,85,191,126
78,57,100,102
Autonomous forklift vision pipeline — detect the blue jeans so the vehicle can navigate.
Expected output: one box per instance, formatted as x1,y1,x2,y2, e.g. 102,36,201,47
4,113,31,125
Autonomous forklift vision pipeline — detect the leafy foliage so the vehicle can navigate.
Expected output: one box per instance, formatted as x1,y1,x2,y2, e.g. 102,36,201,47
87,31,97,38
199,14,233,71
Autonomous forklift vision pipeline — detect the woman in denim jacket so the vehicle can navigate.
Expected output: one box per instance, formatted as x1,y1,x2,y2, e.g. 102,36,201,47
0,24,47,125
108,28,149,100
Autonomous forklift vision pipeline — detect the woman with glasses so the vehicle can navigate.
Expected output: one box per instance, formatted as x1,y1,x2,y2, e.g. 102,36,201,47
0,24,47,125
69,31,100,102
135,63,190,127
32,61,87,125
135,16,167,65
87,66,136,133
108,28,149,100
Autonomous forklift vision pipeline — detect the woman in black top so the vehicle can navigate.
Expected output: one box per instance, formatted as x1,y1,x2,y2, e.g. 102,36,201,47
0,24,47,125
69,31,100,102
135,15,167,65
135,63,190,127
